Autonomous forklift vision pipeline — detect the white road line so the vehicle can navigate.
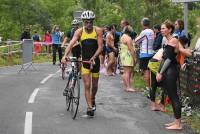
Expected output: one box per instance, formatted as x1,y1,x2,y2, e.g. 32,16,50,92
24,112,32,134
56,69,61,74
28,88,40,103
40,74,54,84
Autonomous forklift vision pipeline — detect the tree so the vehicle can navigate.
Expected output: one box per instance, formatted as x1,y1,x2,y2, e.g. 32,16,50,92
0,0,199,40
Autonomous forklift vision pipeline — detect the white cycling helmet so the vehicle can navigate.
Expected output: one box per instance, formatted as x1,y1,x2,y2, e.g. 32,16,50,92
81,10,95,20
71,19,79,25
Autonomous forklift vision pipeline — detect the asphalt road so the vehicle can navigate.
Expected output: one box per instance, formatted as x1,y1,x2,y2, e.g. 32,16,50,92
0,63,194,134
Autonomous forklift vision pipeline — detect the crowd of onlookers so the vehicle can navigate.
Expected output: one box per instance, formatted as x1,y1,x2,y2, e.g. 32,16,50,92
20,16,195,129
95,18,193,130
20,26,64,61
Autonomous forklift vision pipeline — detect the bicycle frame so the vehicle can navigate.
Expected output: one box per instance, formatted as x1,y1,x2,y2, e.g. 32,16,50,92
64,57,81,119
64,57,92,119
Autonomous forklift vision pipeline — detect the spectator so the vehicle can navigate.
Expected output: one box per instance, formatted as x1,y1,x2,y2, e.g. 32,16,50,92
20,27,31,41
112,24,122,74
105,25,117,76
51,25,63,65
148,48,166,111
99,26,109,74
173,19,185,38
153,24,163,52
156,20,192,130
32,31,41,55
135,17,154,91
32,31,40,42
120,19,137,40
120,25,136,92
43,30,52,57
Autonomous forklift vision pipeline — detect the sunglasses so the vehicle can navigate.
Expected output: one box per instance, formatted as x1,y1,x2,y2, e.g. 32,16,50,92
84,20,93,24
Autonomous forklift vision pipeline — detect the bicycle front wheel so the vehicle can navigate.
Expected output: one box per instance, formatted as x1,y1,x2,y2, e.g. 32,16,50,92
65,73,72,110
70,76,80,120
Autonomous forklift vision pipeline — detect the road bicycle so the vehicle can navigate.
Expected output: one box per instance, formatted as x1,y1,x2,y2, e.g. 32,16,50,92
63,57,92,119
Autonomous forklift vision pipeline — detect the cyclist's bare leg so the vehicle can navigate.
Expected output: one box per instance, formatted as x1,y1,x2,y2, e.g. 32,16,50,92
82,74,92,108
91,76,99,104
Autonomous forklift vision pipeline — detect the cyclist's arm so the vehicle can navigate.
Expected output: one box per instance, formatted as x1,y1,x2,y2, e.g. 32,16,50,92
61,36,68,47
63,28,81,58
91,27,103,59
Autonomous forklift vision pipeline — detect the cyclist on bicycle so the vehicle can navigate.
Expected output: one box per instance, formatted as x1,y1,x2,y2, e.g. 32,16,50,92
62,10,103,117
61,19,81,59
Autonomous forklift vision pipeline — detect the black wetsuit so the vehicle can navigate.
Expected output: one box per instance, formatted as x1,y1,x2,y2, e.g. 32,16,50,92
159,44,181,119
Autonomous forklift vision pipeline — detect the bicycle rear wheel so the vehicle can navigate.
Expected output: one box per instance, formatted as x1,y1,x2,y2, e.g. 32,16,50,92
69,76,80,119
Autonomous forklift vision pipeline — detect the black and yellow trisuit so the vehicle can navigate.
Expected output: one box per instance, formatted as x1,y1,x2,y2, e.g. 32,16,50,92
80,26,100,77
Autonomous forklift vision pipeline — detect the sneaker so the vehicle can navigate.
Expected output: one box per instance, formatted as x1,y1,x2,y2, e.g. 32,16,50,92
86,108,94,117
92,101,96,111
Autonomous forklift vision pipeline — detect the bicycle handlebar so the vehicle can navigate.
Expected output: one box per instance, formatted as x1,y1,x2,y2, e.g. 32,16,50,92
65,57,94,70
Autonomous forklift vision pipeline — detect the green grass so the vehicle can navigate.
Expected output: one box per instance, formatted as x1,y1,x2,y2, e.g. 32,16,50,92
0,43,54,67
32,54,52,63
0,53,51,67
0,53,21,67
183,109,200,134
132,73,200,133
133,72,146,90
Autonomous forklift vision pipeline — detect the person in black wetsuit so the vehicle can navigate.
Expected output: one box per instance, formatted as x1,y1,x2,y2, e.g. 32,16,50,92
156,20,182,130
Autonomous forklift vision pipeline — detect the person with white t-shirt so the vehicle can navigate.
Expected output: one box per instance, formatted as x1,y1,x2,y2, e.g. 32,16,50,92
135,17,154,91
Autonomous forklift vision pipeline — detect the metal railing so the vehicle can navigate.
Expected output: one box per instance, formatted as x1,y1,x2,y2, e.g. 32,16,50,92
0,40,52,56
0,40,22,56
179,52,200,108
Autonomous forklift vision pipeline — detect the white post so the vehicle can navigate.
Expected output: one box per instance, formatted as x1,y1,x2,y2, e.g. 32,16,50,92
184,2,188,36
